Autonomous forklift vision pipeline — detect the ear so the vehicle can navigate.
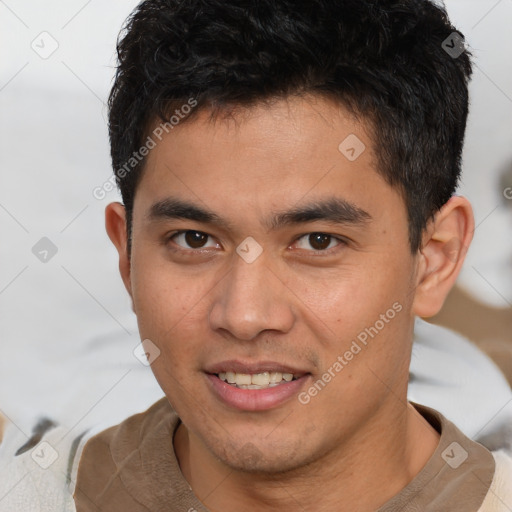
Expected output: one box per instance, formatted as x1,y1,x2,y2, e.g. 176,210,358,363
105,202,134,307
412,196,474,318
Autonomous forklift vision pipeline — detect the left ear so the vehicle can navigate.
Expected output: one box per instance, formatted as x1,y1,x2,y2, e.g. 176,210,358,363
412,195,474,318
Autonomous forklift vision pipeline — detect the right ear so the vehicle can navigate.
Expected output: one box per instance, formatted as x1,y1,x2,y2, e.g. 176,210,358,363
105,202,133,302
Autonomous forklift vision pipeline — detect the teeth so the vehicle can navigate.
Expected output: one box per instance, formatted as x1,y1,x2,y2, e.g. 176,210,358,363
235,373,252,386
269,372,282,383
217,371,298,388
251,372,270,386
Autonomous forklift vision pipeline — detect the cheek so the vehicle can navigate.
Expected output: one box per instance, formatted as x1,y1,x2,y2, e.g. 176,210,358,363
283,255,412,336
130,264,209,397
301,257,415,385
130,254,211,348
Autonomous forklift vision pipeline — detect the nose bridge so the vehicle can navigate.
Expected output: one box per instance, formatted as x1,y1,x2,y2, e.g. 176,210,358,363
209,252,294,340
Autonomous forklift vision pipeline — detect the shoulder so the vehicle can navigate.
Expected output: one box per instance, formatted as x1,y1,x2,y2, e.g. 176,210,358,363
412,402,512,511
478,450,512,511
0,413,90,512
77,396,175,461
73,397,180,512
0,399,177,512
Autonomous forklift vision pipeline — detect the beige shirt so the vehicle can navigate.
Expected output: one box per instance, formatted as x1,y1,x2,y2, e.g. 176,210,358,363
73,398,499,511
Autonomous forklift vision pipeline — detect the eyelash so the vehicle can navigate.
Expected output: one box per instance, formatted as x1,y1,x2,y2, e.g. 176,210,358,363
166,230,348,255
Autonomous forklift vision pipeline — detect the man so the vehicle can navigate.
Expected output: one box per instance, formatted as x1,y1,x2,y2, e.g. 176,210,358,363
1,0,512,510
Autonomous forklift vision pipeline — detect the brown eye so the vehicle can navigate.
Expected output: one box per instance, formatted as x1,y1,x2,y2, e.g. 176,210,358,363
171,230,218,250
309,233,331,250
294,232,344,252
184,231,208,248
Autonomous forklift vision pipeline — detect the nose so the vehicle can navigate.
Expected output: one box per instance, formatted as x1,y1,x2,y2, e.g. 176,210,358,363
208,251,295,341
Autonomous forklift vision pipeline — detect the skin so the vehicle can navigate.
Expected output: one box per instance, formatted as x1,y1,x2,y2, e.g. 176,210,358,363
106,94,474,511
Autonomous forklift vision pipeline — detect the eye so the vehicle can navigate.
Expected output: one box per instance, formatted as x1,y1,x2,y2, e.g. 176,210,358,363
169,230,220,250
293,232,345,252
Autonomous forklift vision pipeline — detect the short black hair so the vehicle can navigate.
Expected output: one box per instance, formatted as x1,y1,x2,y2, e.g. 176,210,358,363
108,0,472,253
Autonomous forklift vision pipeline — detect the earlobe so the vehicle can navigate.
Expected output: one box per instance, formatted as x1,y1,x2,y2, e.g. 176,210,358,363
412,196,474,318
105,202,133,302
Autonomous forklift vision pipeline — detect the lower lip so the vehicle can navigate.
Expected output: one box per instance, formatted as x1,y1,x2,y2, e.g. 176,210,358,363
206,373,310,411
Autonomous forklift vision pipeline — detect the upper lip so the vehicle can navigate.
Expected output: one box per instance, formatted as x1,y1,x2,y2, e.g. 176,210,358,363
205,360,310,377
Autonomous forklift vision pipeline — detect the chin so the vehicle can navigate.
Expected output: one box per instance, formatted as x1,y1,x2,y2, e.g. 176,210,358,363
212,437,311,475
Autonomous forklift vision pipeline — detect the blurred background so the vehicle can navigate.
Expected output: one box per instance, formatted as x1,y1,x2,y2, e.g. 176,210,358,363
1,0,511,436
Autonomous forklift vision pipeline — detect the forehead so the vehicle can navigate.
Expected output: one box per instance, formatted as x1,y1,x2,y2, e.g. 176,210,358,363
144,95,372,167
134,95,406,236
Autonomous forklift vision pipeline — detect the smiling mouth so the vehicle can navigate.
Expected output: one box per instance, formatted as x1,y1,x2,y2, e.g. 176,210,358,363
215,371,300,389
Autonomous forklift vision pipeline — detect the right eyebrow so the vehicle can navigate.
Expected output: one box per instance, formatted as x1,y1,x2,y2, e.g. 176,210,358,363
147,197,235,231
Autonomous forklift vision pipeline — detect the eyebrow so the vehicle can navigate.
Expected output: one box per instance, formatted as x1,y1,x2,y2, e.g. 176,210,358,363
147,196,372,231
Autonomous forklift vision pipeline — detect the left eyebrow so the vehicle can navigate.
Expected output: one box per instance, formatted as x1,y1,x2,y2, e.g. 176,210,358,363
146,196,372,231
264,197,372,231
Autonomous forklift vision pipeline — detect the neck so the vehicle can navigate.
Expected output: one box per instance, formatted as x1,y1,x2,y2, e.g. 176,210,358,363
174,401,440,512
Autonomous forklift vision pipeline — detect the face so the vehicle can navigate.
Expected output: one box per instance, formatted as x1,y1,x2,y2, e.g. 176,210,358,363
124,95,421,473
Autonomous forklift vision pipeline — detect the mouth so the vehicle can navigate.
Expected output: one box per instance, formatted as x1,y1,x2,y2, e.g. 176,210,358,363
215,371,300,389
204,361,310,410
